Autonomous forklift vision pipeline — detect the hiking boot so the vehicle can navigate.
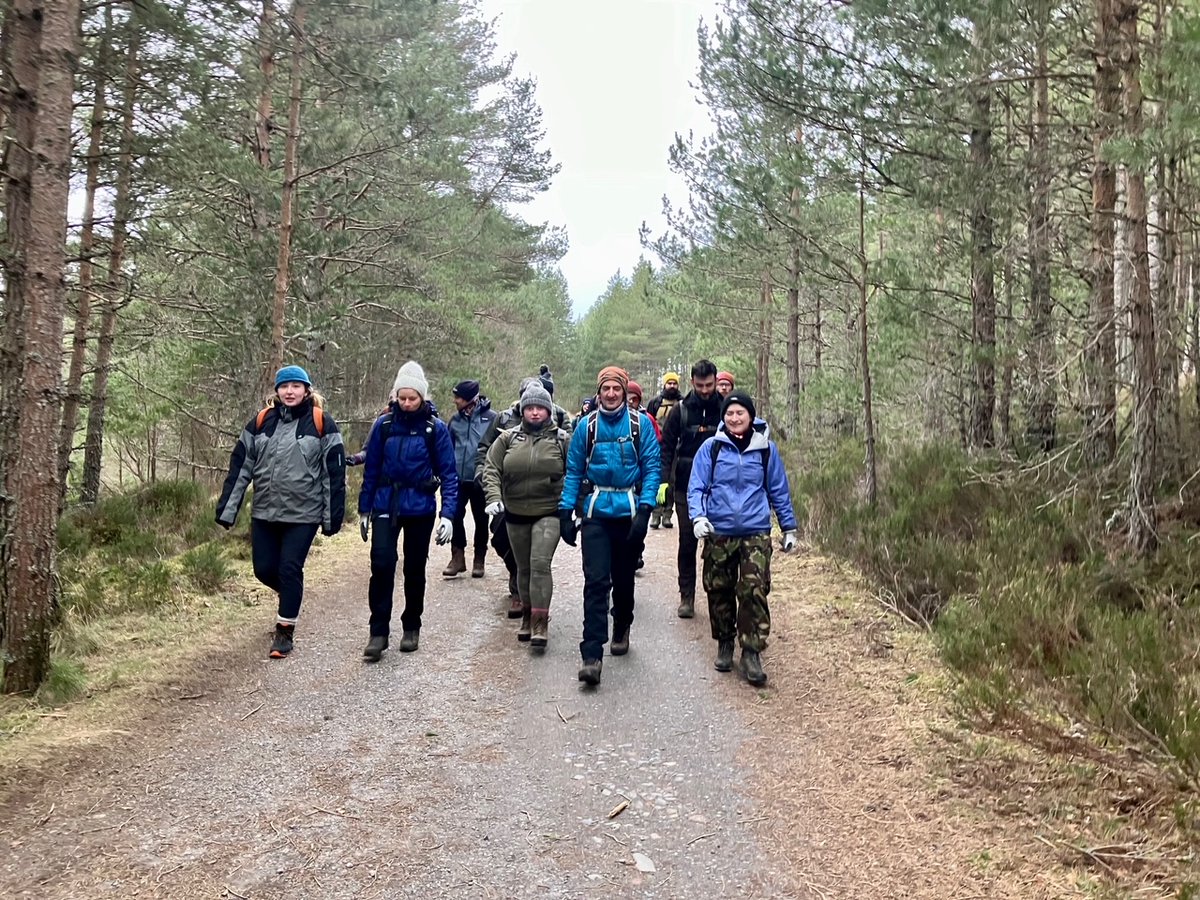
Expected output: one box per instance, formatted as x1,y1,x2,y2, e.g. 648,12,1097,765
506,593,523,619
650,509,661,529
578,658,602,686
714,640,735,672
530,610,549,650
398,630,420,652
661,508,674,529
635,556,644,571
363,634,388,662
517,608,532,642
741,648,767,686
442,547,466,577
269,623,294,659
610,628,630,656
677,595,695,619
471,551,486,578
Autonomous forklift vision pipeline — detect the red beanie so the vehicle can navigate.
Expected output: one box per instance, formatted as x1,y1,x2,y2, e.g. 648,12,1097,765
717,371,735,386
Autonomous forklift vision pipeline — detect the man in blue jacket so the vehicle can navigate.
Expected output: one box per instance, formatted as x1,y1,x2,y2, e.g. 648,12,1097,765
444,379,498,578
560,366,661,687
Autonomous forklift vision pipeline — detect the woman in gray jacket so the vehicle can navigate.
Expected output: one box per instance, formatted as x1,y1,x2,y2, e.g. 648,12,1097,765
482,385,569,650
217,365,346,659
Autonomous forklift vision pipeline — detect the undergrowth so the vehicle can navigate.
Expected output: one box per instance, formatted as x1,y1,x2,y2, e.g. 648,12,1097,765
792,436,1200,780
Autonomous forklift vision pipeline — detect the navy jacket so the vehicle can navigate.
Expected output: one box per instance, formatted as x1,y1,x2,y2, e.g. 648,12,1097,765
359,401,458,519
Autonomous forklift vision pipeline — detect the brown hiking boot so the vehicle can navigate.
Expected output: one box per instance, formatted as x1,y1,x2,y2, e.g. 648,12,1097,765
506,593,523,619
471,551,485,578
442,547,466,577
677,595,695,619
530,610,549,650
517,608,532,642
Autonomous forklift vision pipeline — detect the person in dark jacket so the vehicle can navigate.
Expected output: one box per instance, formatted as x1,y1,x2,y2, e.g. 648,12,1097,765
647,372,682,529
216,365,346,659
482,384,570,649
687,392,797,685
358,361,458,660
443,379,498,578
561,366,660,687
658,359,722,619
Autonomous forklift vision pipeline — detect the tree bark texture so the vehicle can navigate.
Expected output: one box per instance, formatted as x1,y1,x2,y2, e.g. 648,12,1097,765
1026,12,1056,452
1085,0,1120,466
57,3,110,505
756,266,773,418
264,0,306,394
1116,0,1158,556
968,22,996,449
2,0,82,693
81,20,139,506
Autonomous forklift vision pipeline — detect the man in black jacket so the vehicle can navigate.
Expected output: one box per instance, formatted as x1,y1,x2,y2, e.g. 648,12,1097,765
657,359,721,619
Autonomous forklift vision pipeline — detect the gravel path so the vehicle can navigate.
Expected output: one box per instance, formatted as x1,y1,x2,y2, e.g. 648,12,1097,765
2,526,805,898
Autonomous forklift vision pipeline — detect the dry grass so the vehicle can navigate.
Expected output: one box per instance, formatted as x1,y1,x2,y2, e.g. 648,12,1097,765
731,546,1200,899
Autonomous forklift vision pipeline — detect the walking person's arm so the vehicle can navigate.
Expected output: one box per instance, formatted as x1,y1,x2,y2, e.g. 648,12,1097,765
216,416,258,527
319,415,346,536
765,443,798,548
658,403,681,487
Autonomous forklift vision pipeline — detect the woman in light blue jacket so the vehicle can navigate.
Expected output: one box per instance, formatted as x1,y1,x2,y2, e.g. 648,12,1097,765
686,392,796,686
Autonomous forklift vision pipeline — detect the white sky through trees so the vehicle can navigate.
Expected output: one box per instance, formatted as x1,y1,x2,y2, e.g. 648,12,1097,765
478,0,717,316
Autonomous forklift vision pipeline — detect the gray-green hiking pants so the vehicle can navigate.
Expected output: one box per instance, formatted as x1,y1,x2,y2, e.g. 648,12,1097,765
505,515,560,615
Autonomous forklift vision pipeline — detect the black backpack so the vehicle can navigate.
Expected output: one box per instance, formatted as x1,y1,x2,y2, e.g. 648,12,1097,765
582,408,642,470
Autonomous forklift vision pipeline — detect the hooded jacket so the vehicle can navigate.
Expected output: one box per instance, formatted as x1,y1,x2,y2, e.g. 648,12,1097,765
685,419,797,537
482,419,570,518
560,405,661,519
448,396,498,483
359,400,459,519
216,399,346,533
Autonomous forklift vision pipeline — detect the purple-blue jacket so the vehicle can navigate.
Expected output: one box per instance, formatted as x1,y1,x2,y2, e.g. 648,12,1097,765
686,420,797,537
359,401,458,519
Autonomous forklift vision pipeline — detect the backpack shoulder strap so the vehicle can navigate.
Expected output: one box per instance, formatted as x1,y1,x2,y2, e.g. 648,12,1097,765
255,407,272,432
584,411,599,468
312,406,325,437
424,418,438,463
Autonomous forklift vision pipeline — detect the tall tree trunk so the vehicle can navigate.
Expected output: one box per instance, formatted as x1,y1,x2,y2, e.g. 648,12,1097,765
786,206,801,428
1085,0,1120,465
968,19,996,448
254,0,276,173
1,0,82,693
1117,0,1158,555
1154,155,1179,480
858,140,877,506
57,2,110,505
263,0,306,393
80,18,139,506
756,266,773,418
1027,9,1056,451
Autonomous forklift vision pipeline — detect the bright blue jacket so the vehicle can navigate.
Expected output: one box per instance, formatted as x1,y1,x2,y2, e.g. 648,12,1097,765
686,420,797,537
359,401,459,519
560,405,661,519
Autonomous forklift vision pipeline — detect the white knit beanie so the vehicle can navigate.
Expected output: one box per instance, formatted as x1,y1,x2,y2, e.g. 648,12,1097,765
392,361,428,399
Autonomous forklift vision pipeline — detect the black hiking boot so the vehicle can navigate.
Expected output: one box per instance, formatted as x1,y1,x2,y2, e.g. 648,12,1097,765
363,635,388,662
269,624,294,659
714,640,735,672
741,649,767,686
677,595,695,619
578,658,602,686
398,630,419,652
610,628,630,656
517,608,532,642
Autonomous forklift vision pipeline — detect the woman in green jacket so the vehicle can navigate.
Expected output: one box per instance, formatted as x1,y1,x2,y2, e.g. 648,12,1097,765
482,385,569,650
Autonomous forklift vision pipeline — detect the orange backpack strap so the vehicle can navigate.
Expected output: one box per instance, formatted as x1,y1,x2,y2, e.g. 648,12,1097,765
254,405,324,436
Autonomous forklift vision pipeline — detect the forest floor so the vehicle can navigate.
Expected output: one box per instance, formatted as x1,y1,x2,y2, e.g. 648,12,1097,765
0,526,1190,898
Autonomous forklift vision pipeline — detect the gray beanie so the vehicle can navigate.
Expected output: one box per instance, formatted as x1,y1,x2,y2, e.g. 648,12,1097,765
519,384,554,416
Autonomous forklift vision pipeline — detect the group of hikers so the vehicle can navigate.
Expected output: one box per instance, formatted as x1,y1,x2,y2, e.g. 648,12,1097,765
216,358,796,688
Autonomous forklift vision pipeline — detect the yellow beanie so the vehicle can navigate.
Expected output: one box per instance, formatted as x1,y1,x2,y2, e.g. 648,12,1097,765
663,371,680,385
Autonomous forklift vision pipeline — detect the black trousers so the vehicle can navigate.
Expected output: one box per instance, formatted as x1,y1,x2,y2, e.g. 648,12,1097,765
251,519,319,622
490,512,519,580
674,496,699,599
451,479,488,555
579,517,642,661
367,513,435,635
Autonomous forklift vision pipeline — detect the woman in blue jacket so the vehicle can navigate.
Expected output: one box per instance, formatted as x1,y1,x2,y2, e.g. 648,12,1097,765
686,392,797,687
358,361,458,660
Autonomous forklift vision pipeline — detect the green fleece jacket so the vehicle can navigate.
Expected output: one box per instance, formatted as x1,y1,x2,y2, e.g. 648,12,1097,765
482,420,569,518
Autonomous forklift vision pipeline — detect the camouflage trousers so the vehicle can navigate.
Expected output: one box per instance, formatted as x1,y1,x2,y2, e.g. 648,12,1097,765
701,533,772,652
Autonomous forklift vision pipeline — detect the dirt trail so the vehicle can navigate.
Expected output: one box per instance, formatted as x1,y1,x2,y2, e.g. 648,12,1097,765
2,527,1081,898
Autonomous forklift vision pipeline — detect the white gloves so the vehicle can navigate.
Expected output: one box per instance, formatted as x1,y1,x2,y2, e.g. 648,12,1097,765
693,516,714,539
434,517,453,545
781,530,797,552
485,501,504,517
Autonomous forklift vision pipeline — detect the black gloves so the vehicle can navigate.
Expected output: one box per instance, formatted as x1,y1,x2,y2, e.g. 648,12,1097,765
559,509,578,546
628,505,652,544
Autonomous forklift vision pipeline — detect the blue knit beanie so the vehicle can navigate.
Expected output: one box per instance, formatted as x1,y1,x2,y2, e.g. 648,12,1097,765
274,365,311,389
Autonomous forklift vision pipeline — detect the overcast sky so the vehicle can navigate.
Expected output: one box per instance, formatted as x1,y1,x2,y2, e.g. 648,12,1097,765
477,0,718,316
